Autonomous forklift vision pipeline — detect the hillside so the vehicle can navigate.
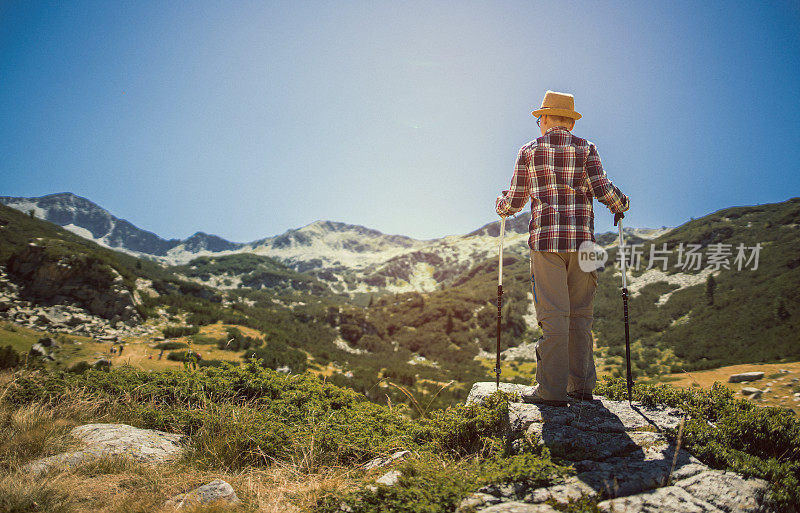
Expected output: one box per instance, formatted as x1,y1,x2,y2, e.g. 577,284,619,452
593,198,800,377
3,195,800,412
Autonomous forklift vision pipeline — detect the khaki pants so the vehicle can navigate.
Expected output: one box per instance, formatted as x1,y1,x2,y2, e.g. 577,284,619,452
530,250,598,401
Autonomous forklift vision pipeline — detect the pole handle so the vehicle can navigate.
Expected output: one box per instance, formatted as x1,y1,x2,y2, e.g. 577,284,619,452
617,218,627,289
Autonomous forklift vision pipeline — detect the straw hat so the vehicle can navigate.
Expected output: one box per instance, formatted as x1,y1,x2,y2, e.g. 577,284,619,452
531,90,582,120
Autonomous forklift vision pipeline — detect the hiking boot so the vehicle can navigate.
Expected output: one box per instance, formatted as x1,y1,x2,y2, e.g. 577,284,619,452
567,391,597,402
520,387,568,407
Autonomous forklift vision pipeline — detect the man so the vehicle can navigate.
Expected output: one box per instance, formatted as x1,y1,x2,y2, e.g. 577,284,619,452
495,90,630,406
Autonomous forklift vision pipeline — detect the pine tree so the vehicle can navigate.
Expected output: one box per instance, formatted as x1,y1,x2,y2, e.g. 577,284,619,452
706,274,716,306
775,298,790,322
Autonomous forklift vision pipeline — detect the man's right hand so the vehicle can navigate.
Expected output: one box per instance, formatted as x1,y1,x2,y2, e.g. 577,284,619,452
614,212,625,226
495,195,509,217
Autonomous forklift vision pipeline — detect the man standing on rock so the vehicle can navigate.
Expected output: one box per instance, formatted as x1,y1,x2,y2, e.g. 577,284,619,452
495,90,630,406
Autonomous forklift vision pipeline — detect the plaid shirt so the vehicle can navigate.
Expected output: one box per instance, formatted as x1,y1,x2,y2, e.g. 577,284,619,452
496,127,629,252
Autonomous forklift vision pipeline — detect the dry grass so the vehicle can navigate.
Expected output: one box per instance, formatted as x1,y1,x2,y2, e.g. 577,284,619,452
651,360,800,414
0,371,359,512
0,455,353,513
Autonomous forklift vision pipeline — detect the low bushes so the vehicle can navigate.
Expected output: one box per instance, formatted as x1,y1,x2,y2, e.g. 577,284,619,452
162,326,199,339
153,341,187,351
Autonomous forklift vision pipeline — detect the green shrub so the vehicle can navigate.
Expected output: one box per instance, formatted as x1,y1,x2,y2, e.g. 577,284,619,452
153,341,187,351
245,344,307,373
318,456,480,513
162,326,199,338
166,350,203,363
66,361,91,374
196,359,231,368
317,445,569,513
191,334,222,345
0,345,21,370
413,391,514,457
216,327,262,351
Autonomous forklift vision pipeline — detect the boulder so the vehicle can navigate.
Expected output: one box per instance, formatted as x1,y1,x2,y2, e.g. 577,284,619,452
163,479,240,510
728,372,764,383
741,387,763,399
92,359,112,371
375,470,402,486
29,339,58,361
23,423,184,476
362,450,411,471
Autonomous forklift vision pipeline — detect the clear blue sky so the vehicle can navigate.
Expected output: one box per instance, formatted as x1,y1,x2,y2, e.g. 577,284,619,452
2,1,799,242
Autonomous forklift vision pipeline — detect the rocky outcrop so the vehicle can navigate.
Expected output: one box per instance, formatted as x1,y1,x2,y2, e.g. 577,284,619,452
7,244,141,325
29,337,60,361
728,372,765,383
362,450,411,471
462,383,776,513
23,424,184,475
164,479,240,510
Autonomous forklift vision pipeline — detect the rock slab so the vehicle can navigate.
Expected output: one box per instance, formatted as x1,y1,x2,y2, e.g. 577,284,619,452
463,383,774,513
23,423,184,475
728,372,765,383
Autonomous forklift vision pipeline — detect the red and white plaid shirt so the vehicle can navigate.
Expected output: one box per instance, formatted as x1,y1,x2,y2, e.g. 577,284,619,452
496,127,629,252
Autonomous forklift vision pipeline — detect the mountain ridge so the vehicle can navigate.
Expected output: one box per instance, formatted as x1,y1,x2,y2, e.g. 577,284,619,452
1,192,672,294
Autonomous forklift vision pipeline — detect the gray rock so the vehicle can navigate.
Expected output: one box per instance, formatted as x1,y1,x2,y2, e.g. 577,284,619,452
475,502,560,513
674,470,771,513
163,479,240,510
23,423,184,475
29,343,55,361
521,477,598,504
525,421,668,461
741,387,763,399
728,372,765,383
456,492,502,512
466,382,531,405
362,450,411,470
92,359,112,370
598,485,722,512
375,470,402,486
569,450,707,499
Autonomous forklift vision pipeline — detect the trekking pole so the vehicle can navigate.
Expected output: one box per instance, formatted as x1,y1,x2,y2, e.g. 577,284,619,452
615,214,634,404
495,216,506,390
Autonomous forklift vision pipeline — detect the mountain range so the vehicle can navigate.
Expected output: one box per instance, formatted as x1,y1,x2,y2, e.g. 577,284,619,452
0,192,670,295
